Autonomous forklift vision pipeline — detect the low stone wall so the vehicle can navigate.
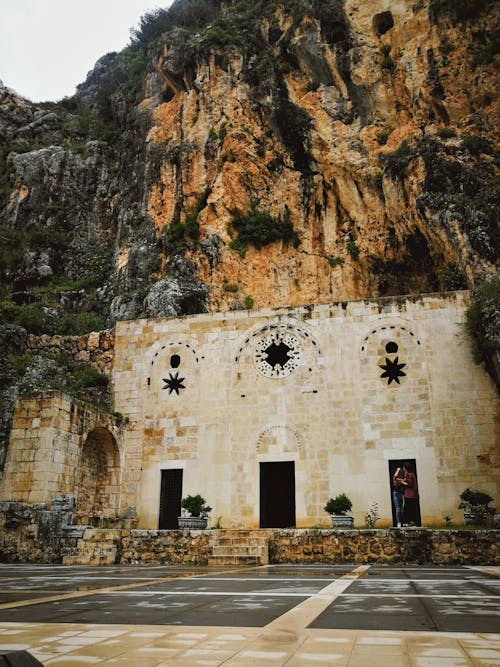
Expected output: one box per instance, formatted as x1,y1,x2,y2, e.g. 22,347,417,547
0,511,498,565
268,529,499,565
62,528,213,567
120,530,211,565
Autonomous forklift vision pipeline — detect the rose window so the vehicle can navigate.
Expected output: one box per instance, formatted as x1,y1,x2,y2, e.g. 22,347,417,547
254,331,302,378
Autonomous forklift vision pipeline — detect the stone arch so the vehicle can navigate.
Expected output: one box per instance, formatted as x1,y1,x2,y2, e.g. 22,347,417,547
76,427,120,521
360,322,424,389
234,319,323,367
146,339,200,395
256,424,303,458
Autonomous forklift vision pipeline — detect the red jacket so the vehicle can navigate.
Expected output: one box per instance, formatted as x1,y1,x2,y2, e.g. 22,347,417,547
404,472,419,499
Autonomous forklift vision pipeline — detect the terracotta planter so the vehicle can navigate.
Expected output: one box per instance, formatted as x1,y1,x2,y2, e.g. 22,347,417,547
177,516,208,530
330,514,354,529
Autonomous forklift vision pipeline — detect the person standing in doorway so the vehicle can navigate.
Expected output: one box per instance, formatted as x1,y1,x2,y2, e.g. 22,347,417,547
401,462,419,526
392,466,405,528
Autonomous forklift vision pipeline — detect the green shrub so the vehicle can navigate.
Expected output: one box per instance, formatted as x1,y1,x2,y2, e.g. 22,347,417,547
324,493,352,515
117,46,147,86
244,295,254,309
370,171,384,194
328,256,344,268
461,134,491,156
168,187,212,244
0,229,25,273
202,25,241,48
381,55,395,71
376,128,390,145
25,224,68,250
471,28,500,68
14,303,50,335
218,122,227,143
181,494,212,517
183,216,200,241
380,140,417,179
71,365,108,390
437,127,457,139
438,263,467,291
228,206,300,252
458,487,494,523
0,300,18,324
346,238,360,261
459,487,494,508
306,80,320,92
0,353,33,391
130,7,171,48
166,220,187,245
380,44,395,71
464,277,500,381
229,238,249,258
63,312,105,335
429,0,491,24
223,283,239,293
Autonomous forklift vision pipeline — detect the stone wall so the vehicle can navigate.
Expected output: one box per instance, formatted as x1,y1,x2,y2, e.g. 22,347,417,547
0,392,129,519
0,507,498,565
0,498,74,563
67,528,500,566
119,530,210,565
113,292,499,530
27,329,115,376
268,529,499,566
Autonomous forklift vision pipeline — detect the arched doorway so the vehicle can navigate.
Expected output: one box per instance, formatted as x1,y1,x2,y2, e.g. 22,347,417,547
76,427,120,523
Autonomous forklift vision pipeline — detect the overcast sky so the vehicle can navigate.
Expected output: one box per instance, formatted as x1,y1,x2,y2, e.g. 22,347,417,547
0,0,173,102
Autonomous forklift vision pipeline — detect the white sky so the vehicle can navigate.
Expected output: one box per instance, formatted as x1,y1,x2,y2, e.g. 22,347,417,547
0,0,173,102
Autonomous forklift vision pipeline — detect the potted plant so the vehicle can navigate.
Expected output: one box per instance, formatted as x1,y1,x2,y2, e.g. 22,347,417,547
178,494,212,529
458,488,494,526
324,493,354,528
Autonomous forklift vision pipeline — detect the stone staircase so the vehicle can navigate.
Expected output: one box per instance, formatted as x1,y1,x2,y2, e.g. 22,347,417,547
208,530,270,566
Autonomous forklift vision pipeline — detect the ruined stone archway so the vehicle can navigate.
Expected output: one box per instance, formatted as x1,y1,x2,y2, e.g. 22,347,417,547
76,427,120,522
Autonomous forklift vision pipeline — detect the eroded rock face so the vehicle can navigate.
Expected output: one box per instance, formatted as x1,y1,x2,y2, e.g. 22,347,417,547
142,0,498,312
0,0,498,319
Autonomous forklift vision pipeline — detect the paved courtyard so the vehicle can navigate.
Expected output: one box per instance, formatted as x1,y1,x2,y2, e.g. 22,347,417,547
0,563,498,665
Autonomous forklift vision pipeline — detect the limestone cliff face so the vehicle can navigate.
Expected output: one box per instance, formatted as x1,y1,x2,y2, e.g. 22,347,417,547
143,0,498,312
0,0,498,320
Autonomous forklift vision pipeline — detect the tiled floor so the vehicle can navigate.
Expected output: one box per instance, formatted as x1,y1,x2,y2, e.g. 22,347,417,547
0,564,497,665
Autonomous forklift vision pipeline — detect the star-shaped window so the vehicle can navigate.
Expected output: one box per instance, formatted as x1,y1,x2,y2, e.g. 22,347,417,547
162,372,186,395
379,356,406,385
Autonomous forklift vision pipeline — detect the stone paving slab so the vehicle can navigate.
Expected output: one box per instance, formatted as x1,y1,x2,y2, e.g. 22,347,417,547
0,564,497,665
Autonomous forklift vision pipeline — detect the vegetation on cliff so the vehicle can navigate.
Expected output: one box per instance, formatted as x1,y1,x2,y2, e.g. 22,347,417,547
465,277,500,388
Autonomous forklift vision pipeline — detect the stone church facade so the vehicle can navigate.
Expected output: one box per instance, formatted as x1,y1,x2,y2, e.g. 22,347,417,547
1,291,498,529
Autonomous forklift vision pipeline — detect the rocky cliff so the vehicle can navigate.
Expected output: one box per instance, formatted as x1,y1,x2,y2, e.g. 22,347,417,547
0,0,498,455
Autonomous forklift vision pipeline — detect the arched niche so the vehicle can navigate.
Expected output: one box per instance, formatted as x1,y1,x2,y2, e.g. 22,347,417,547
76,427,120,521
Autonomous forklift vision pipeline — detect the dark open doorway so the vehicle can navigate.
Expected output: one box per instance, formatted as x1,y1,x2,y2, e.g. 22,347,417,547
388,459,422,526
260,461,296,528
159,469,183,529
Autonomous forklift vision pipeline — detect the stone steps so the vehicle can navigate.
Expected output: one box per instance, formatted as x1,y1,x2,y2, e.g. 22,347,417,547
208,530,270,567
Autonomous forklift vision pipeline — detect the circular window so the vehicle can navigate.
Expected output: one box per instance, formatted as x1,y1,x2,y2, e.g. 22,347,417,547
254,330,302,378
